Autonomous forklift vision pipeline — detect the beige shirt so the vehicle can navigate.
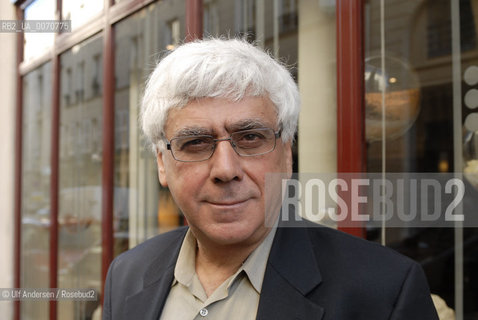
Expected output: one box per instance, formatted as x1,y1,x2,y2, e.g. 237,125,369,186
159,227,277,320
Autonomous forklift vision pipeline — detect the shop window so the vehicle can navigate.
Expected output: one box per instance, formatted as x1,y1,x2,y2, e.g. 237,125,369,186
113,2,186,257
365,0,478,317
57,34,103,320
21,62,52,320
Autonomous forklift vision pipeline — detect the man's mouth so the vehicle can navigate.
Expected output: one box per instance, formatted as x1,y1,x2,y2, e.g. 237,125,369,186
207,199,249,206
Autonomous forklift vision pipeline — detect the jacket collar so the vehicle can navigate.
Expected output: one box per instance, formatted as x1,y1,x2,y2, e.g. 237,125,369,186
123,227,188,320
256,222,324,320
121,222,325,320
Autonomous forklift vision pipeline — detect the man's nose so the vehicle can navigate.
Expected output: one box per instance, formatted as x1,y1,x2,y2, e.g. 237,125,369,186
209,139,243,183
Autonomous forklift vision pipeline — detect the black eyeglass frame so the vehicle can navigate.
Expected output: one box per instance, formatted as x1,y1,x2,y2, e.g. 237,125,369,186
165,128,282,162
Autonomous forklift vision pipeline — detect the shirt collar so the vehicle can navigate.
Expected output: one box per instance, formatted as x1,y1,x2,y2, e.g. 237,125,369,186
241,223,277,293
174,229,197,288
173,223,278,294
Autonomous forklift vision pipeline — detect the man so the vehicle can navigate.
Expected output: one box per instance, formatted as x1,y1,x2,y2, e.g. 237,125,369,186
103,38,438,320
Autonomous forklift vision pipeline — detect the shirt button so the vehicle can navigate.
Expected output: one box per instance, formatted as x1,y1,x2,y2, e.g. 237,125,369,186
199,308,208,317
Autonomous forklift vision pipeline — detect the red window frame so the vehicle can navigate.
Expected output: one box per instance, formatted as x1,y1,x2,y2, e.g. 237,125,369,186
336,0,366,238
13,0,365,319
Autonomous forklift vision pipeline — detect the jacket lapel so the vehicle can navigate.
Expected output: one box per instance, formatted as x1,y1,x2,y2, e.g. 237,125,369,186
121,224,324,320
123,267,174,320
257,225,325,320
123,228,187,320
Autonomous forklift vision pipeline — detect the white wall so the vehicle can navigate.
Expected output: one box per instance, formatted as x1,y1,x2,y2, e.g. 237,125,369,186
0,1,17,319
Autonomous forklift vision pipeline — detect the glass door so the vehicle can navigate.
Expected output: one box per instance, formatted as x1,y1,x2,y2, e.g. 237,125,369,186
364,0,478,318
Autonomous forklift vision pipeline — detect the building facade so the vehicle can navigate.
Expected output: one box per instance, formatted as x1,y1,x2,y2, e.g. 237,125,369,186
2,0,478,319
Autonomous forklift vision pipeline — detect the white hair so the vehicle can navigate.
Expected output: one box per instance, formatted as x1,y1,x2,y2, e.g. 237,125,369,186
141,38,300,152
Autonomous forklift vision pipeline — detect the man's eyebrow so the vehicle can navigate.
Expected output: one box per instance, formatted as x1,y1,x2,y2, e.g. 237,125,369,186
228,119,273,131
173,127,212,137
171,119,273,138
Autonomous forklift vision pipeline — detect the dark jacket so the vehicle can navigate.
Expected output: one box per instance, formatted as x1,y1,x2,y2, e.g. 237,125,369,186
103,220,439,320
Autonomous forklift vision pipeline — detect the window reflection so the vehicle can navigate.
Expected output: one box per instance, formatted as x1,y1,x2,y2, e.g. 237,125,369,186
364,0,478,317
23,0,55,62
58,35,103,320
113,2,186,256
62,0,103,31
426,0,476,58
21,62,52,320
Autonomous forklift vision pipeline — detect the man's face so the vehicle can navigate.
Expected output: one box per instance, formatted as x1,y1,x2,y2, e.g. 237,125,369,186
157,96,292,248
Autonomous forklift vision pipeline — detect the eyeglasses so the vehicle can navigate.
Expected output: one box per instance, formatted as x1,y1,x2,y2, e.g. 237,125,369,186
166,128,281,162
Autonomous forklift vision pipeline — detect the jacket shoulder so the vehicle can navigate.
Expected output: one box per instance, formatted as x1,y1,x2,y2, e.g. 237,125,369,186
301,223,437,319
112,226,188,272
304,223,417,277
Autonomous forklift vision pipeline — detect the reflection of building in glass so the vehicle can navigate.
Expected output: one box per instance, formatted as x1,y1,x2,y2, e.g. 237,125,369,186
23,0,55,62
57,35,104,320
6,0,478,319
365,0,478,173
113,2,186,253
21,62,52,320
365,0,478,316
62,0,104,31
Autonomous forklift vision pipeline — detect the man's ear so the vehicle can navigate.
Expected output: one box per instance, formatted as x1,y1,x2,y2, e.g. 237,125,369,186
156,151,169,187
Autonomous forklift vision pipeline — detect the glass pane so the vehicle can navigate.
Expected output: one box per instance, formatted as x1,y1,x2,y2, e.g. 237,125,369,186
364,0,478,318
113,1,186,256
62,0,103,31
21,62,52,320
58,34,103,320
203,0,300,73
23,0,56,62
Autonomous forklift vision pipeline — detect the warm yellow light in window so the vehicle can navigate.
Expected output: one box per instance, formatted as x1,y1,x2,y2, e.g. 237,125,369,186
438,159,449,172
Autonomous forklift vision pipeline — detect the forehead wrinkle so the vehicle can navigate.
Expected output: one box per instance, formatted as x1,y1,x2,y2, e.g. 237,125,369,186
173,126,213,138
172,118,274,139
226,118,274,132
